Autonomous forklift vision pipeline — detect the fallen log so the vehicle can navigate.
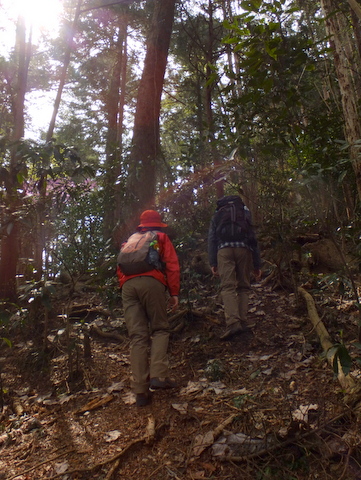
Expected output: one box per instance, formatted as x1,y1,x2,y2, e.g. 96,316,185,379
298,287,357,395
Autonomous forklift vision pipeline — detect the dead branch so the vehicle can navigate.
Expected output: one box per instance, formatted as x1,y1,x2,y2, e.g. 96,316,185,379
213,413,237,438
90,324,125,343
145,415,156,444
168,308,188,323
298,287,356,393
74,394,114,414
192,414,237,457
7,449,75,480
223,410,351,463
104,458,120,480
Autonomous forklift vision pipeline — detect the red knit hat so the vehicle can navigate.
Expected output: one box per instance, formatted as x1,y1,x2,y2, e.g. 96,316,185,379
138,210,168,228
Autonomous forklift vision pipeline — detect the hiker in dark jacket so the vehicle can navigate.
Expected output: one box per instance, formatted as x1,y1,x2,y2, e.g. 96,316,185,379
117,210,180,406
208,195,261,340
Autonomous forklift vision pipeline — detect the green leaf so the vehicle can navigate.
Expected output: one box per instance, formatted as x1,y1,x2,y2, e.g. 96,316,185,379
263,77,274,92
17,172,25,184
337,345,352,375
265,43,278,60
338,170,347,183
1,337,12,348
241,0,262,12
328,344,352,376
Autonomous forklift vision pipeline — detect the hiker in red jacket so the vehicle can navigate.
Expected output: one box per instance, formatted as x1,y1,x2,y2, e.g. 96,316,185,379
117,210,180,406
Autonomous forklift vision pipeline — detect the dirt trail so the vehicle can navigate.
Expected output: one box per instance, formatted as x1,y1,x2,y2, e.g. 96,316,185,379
0,284,358,479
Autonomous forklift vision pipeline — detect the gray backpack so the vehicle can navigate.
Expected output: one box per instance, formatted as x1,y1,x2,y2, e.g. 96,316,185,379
117,231,163,275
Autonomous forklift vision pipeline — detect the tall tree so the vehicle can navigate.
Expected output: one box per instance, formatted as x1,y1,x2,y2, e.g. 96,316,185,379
46,0,82,142
320,0,361,201
123,0,176,232
103,11,129,241
0,16,31,302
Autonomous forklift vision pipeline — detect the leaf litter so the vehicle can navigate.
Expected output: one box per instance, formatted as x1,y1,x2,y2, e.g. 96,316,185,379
0,283,360,479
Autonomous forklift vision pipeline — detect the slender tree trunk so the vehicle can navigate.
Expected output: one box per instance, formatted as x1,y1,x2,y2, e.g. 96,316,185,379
123,0,176,234
103,15,128,241
46,0,82,142
0,16,30,301
348,0,361,20
205,0,223,198
114,32,128,228
320,0,361,201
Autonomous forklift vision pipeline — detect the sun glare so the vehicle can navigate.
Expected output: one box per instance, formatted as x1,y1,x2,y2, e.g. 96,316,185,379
3,0,63,39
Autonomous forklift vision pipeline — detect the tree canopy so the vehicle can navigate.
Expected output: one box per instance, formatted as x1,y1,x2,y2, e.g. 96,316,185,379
0,0,361,301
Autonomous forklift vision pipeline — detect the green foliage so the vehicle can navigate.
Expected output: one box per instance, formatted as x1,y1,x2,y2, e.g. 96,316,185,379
0,304,15,348
326,342,352,376
205,359,225,381
18,281,56,310
317,273,353,298
51,187,110,278
233,394,252,408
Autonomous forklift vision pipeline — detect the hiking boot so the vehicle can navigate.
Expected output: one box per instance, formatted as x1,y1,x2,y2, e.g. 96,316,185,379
136,393,150,407
149,377,178,391
220,323,244,340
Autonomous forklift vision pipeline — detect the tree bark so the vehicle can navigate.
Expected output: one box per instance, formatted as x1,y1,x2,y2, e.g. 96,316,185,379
0,16,30,302
204,0,224,199
348,0,361,20
46,0,82,142
124,0,176,234
320,0,361,201
103,14,128,241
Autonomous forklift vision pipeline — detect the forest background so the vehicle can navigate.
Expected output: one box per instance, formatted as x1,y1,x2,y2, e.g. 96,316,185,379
1,0,361,324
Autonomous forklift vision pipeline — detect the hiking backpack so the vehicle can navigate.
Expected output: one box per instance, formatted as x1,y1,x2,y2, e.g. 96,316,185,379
215,195,252,242
117,230,163,275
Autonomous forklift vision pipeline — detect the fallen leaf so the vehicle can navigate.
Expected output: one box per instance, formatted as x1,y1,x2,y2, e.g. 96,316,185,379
200,462,216,473
193,431,214,457
107,382,125,393
55,461,69,474
104,430,121,442
292,404,318,423
172,403,188,414
122,391,136,405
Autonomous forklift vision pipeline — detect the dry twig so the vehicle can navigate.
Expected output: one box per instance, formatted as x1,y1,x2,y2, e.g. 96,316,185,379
7,449,75,480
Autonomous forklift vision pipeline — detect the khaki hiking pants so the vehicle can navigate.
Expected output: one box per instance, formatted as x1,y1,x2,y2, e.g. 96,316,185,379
217,247,253,328
122,276,170,394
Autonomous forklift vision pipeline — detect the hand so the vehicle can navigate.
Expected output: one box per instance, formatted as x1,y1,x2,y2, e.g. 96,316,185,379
168,295,179,312
211,266,219,277
254,269,262,282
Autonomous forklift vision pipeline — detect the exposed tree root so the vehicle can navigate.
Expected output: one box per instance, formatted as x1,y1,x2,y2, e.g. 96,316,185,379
298,287,361,401
41,417,165,480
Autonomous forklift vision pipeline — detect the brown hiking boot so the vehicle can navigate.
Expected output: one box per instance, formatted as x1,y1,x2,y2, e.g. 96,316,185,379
220,323,244,340
136,393,150,407
149,377,178,391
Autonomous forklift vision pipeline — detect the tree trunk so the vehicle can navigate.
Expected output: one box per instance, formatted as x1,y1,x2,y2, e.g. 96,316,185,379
205,0,224,199
103,15,128,241
124,0,176,233
0,16,30,301
320,0,361,201
348,0,361,20
46,0,82,142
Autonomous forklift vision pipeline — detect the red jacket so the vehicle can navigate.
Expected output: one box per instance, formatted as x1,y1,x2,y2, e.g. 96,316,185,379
117,230,180,296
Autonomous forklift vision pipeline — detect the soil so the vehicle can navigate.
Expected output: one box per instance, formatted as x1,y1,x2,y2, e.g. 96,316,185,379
1,278,361,480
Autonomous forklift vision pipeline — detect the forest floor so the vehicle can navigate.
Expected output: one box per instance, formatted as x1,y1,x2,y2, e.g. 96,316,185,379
1,274,361,480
